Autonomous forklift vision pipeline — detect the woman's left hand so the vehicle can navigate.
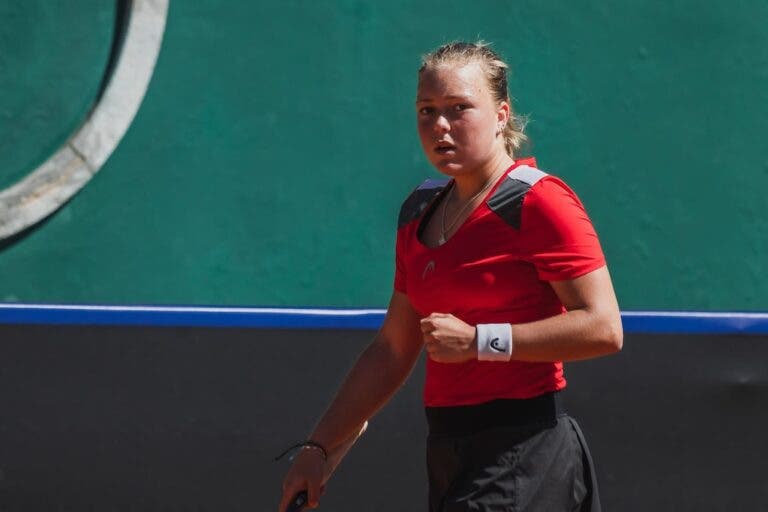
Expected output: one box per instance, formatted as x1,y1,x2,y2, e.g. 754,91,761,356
420,313,477,363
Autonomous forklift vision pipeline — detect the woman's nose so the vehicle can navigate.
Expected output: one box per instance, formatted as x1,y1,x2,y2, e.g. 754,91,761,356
433,114,450,134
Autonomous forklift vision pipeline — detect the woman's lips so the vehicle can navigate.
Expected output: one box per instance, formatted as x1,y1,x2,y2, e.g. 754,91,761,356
435,143,456,154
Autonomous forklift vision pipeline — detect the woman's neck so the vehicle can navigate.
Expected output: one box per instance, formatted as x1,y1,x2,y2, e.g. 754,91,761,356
452,152,515,201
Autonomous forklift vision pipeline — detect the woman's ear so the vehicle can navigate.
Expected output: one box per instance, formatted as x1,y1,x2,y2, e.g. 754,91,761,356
497,101,511,125
496,101,510,134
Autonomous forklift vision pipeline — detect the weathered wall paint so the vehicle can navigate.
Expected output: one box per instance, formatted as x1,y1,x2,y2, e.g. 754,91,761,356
0,1,766,309
0,2,116,189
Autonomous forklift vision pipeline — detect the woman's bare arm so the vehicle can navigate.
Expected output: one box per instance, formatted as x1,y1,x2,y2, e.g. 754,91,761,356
508,265,622,361
307,290,423,451
421,266,622,363
279,291,422,511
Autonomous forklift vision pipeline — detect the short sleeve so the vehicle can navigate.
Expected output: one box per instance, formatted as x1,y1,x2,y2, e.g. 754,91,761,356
520,177,606,281
393,229,407,293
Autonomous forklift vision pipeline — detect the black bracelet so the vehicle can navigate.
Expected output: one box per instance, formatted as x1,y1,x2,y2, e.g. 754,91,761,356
274,440,328,462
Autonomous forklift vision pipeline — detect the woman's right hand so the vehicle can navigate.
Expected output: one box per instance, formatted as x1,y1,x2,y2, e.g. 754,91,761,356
278,448,327,511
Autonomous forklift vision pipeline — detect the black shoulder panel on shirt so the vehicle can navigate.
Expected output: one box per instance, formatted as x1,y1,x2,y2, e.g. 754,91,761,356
487,166,548,230
398,179,449,229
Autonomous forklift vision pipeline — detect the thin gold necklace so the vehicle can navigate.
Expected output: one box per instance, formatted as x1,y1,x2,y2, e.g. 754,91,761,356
438,168,505,245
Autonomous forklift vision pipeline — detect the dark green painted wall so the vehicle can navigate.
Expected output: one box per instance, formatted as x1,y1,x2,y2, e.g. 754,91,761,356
1,1,766,310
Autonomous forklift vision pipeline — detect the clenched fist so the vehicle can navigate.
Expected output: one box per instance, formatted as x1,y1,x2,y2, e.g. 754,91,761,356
420,313,477,363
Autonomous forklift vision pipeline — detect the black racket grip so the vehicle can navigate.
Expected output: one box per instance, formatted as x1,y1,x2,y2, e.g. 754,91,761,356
286,490,308,512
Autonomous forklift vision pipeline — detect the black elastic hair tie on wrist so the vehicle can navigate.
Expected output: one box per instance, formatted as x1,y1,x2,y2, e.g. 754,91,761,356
274,440,328,462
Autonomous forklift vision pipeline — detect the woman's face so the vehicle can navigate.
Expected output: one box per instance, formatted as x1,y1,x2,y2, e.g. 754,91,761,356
416,62,508,176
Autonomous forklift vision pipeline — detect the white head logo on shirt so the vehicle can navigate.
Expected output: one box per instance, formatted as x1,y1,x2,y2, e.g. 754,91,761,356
422,260,436,280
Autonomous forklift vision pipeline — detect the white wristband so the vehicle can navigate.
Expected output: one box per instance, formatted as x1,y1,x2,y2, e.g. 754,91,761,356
476,323,513,361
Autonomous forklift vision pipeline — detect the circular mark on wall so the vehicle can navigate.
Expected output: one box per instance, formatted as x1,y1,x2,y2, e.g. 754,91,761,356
0,0,168,241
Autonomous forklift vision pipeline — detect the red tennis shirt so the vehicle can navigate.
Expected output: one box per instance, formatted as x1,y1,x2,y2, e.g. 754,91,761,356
394,158,606,407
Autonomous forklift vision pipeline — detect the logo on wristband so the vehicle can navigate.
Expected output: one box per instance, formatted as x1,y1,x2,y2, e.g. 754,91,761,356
490,338,506,352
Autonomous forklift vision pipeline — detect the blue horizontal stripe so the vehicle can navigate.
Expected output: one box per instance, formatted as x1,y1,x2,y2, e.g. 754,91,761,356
0,305,386,329
620,311,768,334
0,305,767,334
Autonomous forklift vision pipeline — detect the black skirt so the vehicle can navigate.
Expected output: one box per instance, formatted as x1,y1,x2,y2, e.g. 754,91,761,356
426,392,600,512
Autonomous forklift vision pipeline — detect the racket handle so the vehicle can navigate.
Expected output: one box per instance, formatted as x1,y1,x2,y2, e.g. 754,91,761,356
286,490,308,512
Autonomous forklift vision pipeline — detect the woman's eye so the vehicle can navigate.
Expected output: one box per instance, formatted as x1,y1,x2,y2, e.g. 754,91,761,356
418,107,433,115
454,104,469,111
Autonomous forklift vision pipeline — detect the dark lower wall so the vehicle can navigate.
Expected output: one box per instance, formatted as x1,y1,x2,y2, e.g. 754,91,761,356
1,325,766,511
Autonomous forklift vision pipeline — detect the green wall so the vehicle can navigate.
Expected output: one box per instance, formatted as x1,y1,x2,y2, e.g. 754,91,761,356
0,2,116,189
1,1,766,310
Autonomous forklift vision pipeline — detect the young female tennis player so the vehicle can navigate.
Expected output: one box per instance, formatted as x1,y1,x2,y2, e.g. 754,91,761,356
279,41,622,512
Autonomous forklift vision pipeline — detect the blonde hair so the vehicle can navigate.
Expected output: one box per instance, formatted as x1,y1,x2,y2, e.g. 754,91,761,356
419,41,528,157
